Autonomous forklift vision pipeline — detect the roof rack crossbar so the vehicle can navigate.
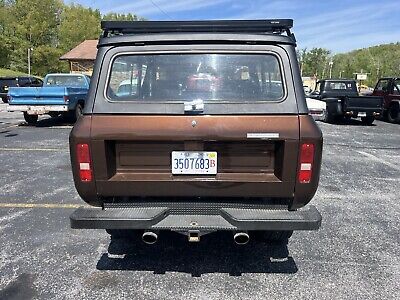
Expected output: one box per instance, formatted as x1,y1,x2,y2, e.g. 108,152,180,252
101,19,294,38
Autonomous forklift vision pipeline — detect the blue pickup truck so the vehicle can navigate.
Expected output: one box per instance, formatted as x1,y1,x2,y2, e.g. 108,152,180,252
7,73,90,124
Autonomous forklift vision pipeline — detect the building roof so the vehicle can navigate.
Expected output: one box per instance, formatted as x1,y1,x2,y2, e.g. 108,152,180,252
60,40,98,61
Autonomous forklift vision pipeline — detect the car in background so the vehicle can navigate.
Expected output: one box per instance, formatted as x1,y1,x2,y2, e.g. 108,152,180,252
306,97,327,121
7,73,90,124
371,77,400,123
0,76,43,103
303,85,312,95
358,84,373,95
308,79,383,125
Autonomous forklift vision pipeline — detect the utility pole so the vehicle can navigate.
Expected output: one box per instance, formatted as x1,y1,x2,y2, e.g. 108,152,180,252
27,48,33,76
329,60,333,79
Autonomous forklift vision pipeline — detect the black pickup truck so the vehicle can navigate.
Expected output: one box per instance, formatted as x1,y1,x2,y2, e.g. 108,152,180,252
309,79,383,125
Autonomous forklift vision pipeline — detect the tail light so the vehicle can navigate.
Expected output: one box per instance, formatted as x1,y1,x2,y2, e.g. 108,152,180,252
298,143,315,184
63,95,69,103
6,95,12,102
76,143,92,182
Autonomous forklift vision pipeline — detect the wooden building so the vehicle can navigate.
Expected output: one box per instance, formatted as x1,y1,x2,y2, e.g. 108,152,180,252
60,40,98,75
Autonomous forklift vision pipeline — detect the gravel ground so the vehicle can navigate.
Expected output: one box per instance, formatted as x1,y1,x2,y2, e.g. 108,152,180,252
0,103,399,300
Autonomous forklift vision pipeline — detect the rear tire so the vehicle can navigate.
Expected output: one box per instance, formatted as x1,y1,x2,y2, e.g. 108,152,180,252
23,112,38,125
323,111,334,123
48,112,60,118
361,116,375,125
253,230,293,243
74,103,83,121
387,103,400,123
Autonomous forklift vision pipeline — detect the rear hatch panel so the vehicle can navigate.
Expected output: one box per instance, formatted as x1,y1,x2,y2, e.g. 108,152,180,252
89,115,299,199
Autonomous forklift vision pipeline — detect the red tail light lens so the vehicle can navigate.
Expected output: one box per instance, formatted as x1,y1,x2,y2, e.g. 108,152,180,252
63,95,69,103
298,143,315,184
76,143,92,182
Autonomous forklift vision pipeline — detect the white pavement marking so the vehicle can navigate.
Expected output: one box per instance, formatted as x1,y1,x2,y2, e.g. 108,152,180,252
0,203,82,209
0,147,67,152
357,150,400,172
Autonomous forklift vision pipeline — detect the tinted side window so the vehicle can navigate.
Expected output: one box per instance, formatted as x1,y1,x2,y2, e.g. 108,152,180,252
18,77,31,87
31,78,43,86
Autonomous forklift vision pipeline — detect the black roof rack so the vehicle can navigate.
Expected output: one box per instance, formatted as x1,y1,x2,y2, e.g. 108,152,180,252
101,19,295,41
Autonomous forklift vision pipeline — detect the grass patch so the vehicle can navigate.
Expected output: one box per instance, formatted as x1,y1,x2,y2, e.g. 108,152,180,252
0,68,28,77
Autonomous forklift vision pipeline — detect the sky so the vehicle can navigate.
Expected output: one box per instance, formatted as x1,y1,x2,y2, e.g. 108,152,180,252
68,0,400,53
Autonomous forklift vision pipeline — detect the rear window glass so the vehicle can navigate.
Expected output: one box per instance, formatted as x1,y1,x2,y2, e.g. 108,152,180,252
0,79,18,88
325,82,355,91
45,75,87,87
107,54,284,102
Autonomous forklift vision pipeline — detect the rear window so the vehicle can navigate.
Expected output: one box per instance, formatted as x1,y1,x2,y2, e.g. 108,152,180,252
106,54,284,102
325,81,355,91
0,79,18,88
45,75,87,87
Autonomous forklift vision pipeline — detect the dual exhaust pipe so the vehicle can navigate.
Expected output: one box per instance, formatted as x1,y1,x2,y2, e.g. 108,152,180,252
141,230,250,245
142,231,158,244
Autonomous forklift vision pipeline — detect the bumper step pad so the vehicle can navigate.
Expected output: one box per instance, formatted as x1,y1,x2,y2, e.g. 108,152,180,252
70,205,321,231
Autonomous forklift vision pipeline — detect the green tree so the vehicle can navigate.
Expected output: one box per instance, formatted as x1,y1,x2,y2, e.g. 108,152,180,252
301,48,331,77
5,0,63,75
0,0,13,67
58,4,101,52
332,43,400,85
102,12,145,21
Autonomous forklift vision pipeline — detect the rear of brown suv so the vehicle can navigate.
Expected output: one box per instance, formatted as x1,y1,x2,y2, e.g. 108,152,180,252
69,20,322,244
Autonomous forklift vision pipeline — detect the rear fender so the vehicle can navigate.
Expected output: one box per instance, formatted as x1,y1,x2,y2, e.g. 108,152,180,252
291,115,323,210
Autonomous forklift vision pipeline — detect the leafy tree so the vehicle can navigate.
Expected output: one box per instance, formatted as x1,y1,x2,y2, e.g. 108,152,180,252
58,4,101,52
331,43,400,85
31,45,68,75
300,48,331,78
0,0,147,75
102,12,145,21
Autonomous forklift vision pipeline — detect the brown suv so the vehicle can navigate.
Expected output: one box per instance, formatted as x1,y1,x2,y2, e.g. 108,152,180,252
69,20,322,244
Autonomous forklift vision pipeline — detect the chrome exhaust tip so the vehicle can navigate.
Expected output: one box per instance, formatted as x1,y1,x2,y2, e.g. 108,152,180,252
233,232,249,245
142,231,158,244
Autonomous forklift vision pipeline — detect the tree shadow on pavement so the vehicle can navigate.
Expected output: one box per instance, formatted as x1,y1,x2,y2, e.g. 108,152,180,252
96,231,298,277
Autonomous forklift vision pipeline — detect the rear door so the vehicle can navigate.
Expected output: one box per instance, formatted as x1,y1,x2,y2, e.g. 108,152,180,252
89,45,301,200
387,78,400,105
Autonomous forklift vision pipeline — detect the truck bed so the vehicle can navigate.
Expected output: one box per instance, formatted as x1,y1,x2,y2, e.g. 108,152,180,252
8,86,87,105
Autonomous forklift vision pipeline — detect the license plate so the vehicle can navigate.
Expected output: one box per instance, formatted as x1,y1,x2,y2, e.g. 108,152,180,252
358,112,367,117
172,151,217,175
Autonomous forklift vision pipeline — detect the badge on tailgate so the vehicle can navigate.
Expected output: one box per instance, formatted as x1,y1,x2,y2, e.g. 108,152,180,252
172,151,217,175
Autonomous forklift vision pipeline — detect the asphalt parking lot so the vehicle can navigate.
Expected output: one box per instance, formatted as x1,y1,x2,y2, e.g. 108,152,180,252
0,102,399,300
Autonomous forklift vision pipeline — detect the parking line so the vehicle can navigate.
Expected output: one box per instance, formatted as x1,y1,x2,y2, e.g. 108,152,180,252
0,203,82,209
357,150,400,171
0,147,67,152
